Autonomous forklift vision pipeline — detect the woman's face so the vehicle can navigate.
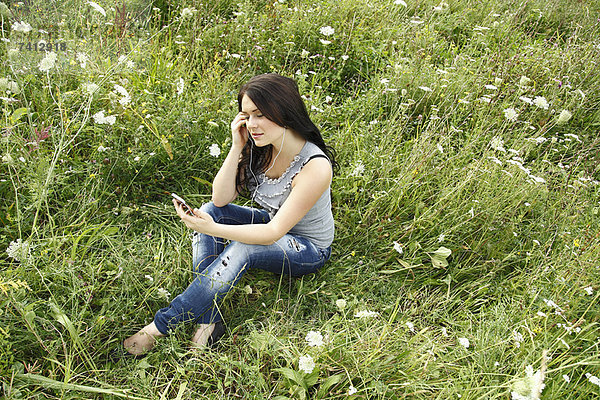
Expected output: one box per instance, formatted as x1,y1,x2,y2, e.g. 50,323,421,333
240,94,285,148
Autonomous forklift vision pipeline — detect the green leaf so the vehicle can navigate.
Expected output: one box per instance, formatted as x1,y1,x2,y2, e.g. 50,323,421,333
9,107,28,125
430,256,449,268
274,367,304,386
433,247,452,258
316,374,344,398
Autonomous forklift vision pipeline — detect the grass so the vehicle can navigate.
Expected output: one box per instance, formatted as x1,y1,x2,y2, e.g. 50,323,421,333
1,0,599,398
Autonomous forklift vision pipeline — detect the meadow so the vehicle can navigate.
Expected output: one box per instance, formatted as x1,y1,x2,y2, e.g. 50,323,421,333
1,0,599,398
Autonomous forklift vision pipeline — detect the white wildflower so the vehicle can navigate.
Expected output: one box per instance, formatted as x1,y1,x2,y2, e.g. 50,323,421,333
301,49,310,58
298,355,315,374
348,386,357,395
2,154,14,164
76,52,88,68
485,84,497,90
490,136,506,152
536,311,547,317
438,234,445,242
519,76,531,86
395,0,407,6
504,108,518,121
319,39,331,45
583,286,593,295
564,133,582,143
533,96,549,110
92,111,116,125
441,327,448,337
157,287,171,300
586,373,600,387
82,82,99,96
354,310,379,318
209,143,221,157
341,55,349,61
114,84,131,106
380,78,390,84
336,299,347,310
458,337,470,348
6,239,31,263
39,52,57,72
305,330,324,347
181,7,197,18
511,365,545,400
393,241,403,254
406,321,415,332
11,21,33,33
176,78,184,95
562,375,570,383
351,161,365,177
97,145,109,152
87,1,106,16
144,275,154,282
557,109,572,124
494,77,503,86
519,96,533,105
320,26,335,36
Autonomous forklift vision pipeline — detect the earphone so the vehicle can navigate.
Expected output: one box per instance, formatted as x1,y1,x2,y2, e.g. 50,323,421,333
248,127,286,224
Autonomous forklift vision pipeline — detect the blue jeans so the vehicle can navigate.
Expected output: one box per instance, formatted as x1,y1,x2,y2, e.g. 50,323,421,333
153,202,332,334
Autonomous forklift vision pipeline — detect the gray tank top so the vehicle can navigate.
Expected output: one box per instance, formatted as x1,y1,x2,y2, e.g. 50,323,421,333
247,141,334,249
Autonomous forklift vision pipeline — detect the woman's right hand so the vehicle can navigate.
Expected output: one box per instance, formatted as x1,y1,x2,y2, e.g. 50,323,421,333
231,112,249,151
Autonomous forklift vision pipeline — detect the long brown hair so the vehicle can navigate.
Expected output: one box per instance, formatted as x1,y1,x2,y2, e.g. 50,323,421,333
235,73,337,194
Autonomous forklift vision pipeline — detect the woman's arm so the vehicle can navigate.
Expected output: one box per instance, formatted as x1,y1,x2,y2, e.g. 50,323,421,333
176,157,332,245
211,113,249,206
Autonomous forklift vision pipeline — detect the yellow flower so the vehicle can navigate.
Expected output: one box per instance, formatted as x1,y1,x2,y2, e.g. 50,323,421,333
573,239,580,247
351,251,355,256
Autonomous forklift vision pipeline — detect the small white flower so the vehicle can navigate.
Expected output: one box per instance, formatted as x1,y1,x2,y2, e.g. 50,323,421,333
301,49,310,58
504,108,518,121
93,111,116,125
458,337,470,348
583,286,593,295
114,84,131,106
586,373,600,387
336,299,347,310
533,96,549,110
562,375,570,383
557,109,572,124
406,321,415,332
209,143,221,157
494,77,503,86
348,386,357,395
536,311,547,317
39,52,58,72
441,327,449,337
181,7,197,18
2,154,14,164
82,82,99,96
87,1,106,16
76,52,88,68
176,78,184,95
298,355,315,374
319,39,331,45
144,275,154,282
97,145,108,152
485,84,497,90
320,26,335,36
11,21,33,33
519,75,531,86
351,161,365,177
380,78,390,84
157,287,171,300
395,0,407,6
438,234,445,242
6,238,31,263
341,55,349,61
305,330,324,347
519,96,533,104
490,136,506,152
393,241,403,254
354,310,379,318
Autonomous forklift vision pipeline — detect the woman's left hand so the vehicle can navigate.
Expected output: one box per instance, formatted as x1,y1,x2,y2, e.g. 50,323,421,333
172,199,215,234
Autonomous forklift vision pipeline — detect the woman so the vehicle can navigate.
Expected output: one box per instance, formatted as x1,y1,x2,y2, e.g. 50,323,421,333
122,73,336,356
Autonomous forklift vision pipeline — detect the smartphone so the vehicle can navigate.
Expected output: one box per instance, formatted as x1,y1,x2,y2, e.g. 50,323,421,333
171,193,194,215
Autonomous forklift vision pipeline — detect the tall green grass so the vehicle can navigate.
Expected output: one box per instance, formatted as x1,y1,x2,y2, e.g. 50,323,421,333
1,0,599,398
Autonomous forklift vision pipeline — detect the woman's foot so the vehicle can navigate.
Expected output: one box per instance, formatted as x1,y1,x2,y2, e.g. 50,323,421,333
191,321,225,348
123,322,164,356
191,323,216,347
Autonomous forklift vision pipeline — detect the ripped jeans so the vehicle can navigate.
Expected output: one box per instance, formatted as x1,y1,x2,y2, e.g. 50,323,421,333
153,202,331,334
